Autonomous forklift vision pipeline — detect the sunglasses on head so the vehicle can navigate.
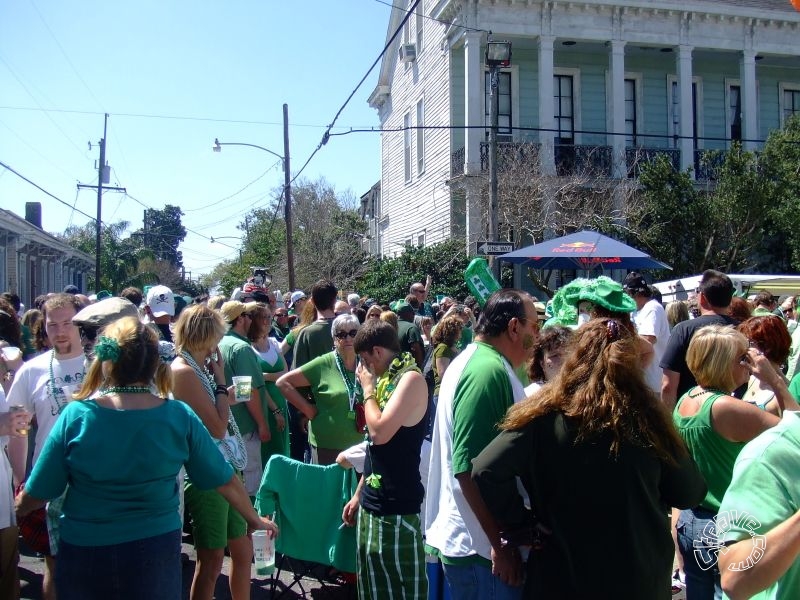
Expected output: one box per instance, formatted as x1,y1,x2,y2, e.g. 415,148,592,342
334,329,358,340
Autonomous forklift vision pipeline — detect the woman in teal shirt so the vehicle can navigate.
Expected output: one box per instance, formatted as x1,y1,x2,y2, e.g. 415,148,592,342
15,317,275,600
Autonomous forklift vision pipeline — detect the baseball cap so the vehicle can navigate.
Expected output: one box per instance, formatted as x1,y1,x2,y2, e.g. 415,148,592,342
289,291,306,308
622,272,649,294
73,297,139,329
146,285,175,318
219,300,258,323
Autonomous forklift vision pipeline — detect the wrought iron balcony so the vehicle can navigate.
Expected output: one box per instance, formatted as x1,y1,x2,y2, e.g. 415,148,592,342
625,147,681,178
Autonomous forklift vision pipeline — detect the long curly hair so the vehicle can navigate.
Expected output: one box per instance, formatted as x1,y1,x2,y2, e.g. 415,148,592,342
502,318,686,464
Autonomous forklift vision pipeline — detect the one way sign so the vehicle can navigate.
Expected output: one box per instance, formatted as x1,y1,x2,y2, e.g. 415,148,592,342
476,241,514,255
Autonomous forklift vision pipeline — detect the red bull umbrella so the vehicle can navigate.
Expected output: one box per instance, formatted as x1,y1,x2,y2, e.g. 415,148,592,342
499,230,671,271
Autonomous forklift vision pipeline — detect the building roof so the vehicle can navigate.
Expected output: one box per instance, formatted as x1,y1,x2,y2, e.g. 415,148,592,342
0,208,94,266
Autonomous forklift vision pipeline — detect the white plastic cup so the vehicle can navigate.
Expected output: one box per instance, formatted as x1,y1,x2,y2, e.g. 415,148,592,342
231,376,252,402
9,405,30,436
252,530,275,576
1,347,21,362
61,385,77,402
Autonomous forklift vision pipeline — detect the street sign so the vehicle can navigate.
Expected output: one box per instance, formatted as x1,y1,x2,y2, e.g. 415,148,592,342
476,241,514,255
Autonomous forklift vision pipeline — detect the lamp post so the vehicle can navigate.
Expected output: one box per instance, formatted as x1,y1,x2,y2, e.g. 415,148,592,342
213,104,294,290
485,41,512,279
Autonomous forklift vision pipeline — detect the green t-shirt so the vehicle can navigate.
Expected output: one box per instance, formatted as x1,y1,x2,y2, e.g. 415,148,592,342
219,330,267,435
451,342,514,476
292,319,334,369
673,391,745,512
788,371,800,404
720,412,800,600
397,320,422,354
25,399,233,547
299,351,365,451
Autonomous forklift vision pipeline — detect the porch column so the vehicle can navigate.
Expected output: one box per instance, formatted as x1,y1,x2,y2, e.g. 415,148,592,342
538,35,556,176
463,31,484,254
677,44,695,175
609,40,627,179
740,49,758,151
464,31,483,176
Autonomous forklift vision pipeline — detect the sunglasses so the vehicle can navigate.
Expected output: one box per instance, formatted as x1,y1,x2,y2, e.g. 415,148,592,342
334,329,358,340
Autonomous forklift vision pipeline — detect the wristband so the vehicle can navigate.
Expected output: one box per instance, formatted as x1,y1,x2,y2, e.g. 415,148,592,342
214,384,228,396
272,408,282,416
364,394,377,404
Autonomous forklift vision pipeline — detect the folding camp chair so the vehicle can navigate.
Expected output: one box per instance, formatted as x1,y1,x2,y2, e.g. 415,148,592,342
255,455,358,598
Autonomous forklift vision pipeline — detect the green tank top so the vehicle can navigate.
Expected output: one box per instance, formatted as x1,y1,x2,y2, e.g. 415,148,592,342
673,390,745,512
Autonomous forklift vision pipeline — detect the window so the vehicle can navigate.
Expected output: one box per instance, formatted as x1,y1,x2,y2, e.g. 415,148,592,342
403,111,412,182
624,78,638,145
416,99,425,175
484,71,512,141
554,74,574,144
728,84,742,142
404,237,413,248
784,88,800,124
417,233,425,247
669,77,701,149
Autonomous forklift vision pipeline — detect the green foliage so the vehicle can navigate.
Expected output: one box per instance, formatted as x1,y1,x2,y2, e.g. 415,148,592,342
59,220,156,293
132,205,187,267
357,239,471,303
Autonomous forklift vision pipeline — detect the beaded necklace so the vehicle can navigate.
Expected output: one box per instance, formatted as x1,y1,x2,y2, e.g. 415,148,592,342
102,386,152,394
334,350,362,419
180,350,247,471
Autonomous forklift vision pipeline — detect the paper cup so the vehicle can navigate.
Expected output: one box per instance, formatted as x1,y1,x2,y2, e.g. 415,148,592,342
252,530,275,576
232,376,252,402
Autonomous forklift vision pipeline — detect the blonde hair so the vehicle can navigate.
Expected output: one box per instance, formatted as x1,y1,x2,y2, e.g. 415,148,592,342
173,304,227,355
665,301,690,329
503,318,686,464
290,299,317,336
75,316,171,399
365,305,382,320
686,324,746,392
207,295,226,310
379,310,398,331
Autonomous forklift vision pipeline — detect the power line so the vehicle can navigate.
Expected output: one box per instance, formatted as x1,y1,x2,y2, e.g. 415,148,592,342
183,160,281,213
0,159,96,222
0,105,374,129
291,0,422,184
371,0,488,34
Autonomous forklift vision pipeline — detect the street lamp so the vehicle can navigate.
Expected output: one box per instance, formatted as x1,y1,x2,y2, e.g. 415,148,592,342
210,235,244,264
212,104,295,290
485,40,512,279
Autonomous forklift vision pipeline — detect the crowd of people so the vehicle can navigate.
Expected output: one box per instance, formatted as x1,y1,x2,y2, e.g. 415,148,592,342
0,269,799,599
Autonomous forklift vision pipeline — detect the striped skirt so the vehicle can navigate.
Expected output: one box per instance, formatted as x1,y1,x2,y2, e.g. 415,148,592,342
357,509,428,599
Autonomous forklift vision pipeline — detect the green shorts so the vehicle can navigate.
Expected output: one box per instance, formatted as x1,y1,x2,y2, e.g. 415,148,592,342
184,479,247,549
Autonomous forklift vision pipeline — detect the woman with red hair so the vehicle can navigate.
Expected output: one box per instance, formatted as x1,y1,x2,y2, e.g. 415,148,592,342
737,315,800,415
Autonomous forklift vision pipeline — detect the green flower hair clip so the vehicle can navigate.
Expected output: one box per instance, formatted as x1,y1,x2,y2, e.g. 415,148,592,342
95,336,121,363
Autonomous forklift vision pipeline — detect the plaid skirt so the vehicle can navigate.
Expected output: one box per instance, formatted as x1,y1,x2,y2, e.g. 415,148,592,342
356,509,428,600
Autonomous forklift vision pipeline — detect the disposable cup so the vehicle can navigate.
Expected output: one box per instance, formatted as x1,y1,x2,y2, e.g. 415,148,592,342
252,530,275,576
1,347,21,362
232,376,252,402
9,405,30,436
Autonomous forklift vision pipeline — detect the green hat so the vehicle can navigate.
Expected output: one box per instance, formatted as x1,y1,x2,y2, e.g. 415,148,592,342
542,279,592,329
577,276,637,313
96,290,112,301
392,300,412,314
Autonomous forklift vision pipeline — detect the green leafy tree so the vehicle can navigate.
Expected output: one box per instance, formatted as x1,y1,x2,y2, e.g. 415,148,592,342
60,220,156,292
358,239,471,303
133,205,187,268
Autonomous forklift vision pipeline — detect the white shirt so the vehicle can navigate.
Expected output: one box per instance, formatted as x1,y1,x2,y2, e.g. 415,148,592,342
633,298,671,394
5,350,86,464
0,389,15,529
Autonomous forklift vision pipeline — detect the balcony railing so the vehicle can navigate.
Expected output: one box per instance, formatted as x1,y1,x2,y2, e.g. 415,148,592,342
450,142,731,181
625,147,681,178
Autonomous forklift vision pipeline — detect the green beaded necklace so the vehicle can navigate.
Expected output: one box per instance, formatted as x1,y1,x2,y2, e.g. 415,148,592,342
102,386,152,394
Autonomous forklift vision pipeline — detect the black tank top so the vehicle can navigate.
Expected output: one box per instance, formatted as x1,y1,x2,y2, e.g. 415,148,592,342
360,416,425,516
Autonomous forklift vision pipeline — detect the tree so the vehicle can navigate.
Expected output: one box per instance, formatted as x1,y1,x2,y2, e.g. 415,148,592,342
205,178,367,296
59,220,156,292
134,205,187,268
357,239,471,302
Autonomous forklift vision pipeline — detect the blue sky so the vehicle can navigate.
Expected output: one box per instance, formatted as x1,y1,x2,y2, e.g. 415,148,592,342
1,0,392,276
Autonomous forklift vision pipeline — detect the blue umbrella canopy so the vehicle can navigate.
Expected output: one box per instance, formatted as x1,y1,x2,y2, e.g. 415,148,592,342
500,230,671,271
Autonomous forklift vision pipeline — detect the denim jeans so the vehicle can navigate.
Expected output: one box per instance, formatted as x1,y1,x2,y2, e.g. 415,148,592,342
676,508,722,600
442,561,523,600
55,529,181,600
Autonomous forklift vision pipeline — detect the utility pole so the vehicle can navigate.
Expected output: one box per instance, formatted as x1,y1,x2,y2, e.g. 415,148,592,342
488,66,500,280
77,113,125,292
283,103,295,291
